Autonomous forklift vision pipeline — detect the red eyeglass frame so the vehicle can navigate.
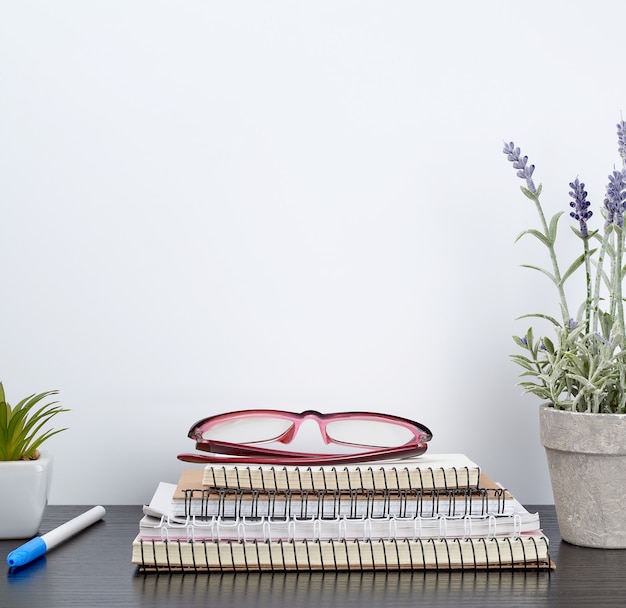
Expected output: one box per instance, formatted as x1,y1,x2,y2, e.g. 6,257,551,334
177,409,433,465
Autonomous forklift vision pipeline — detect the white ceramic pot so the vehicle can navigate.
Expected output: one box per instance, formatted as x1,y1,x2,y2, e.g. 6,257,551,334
0,452,52,539
540,404,626,548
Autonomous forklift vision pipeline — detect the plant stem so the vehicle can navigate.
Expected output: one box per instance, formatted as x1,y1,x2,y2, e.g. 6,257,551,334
583,237,592,335
616,227,625,335
592,231,609,334
531,191,570,323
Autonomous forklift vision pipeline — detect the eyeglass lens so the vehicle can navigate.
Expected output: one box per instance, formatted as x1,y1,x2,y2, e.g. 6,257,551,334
325,419,415,448
203,417,293,443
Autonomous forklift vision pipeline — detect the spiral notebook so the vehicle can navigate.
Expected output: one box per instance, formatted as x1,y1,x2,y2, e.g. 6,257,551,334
170,467,510,519
201,453,481,492
132,535,551,572
139,495,541,542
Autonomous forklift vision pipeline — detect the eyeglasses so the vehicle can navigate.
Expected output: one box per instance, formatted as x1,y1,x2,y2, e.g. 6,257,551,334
177,409,433,465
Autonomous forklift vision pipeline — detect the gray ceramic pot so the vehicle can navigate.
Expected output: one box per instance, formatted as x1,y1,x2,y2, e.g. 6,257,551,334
540,404,626,548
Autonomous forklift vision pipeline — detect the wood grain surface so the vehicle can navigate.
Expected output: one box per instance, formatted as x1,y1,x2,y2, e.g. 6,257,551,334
1,505,625,607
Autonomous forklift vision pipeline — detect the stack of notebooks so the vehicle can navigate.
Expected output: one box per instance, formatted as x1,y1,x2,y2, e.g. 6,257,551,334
131,453,553,572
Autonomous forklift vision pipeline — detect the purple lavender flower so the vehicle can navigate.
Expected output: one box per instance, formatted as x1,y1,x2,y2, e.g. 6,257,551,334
594,332,613,346
604,169,626,228
617,120,626,161
568,178,592,238
503,142,537,193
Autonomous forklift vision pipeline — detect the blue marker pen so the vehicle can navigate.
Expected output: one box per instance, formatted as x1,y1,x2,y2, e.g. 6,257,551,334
7,505,106,568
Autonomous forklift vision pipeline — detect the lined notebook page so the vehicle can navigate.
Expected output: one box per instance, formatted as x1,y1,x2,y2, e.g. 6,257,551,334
201,453,481,491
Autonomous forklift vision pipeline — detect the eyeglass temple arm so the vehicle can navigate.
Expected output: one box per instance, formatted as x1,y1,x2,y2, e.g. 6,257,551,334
177,444,429,465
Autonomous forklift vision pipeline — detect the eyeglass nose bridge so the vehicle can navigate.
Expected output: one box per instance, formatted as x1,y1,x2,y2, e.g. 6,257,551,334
273,410,328,445
298,410,324,418
291,410,335,445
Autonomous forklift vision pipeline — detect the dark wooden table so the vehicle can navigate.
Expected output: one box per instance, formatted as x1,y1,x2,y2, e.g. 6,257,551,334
0,505,624,607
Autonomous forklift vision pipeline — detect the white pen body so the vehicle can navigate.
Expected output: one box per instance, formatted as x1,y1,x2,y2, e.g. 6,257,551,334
42,505,106,550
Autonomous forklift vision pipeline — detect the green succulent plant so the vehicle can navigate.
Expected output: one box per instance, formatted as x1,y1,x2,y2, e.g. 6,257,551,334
0,382,69,461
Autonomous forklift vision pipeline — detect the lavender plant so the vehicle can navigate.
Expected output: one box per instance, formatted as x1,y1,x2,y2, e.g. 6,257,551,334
504,122,626,413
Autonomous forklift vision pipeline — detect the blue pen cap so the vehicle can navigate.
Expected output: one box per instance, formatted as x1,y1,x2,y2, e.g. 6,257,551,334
7,537,47,567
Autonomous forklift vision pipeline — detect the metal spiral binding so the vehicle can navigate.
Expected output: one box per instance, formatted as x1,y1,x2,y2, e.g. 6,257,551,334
182,486,509,520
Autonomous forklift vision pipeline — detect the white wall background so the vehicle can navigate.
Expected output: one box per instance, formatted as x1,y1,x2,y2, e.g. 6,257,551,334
2,0,625,505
